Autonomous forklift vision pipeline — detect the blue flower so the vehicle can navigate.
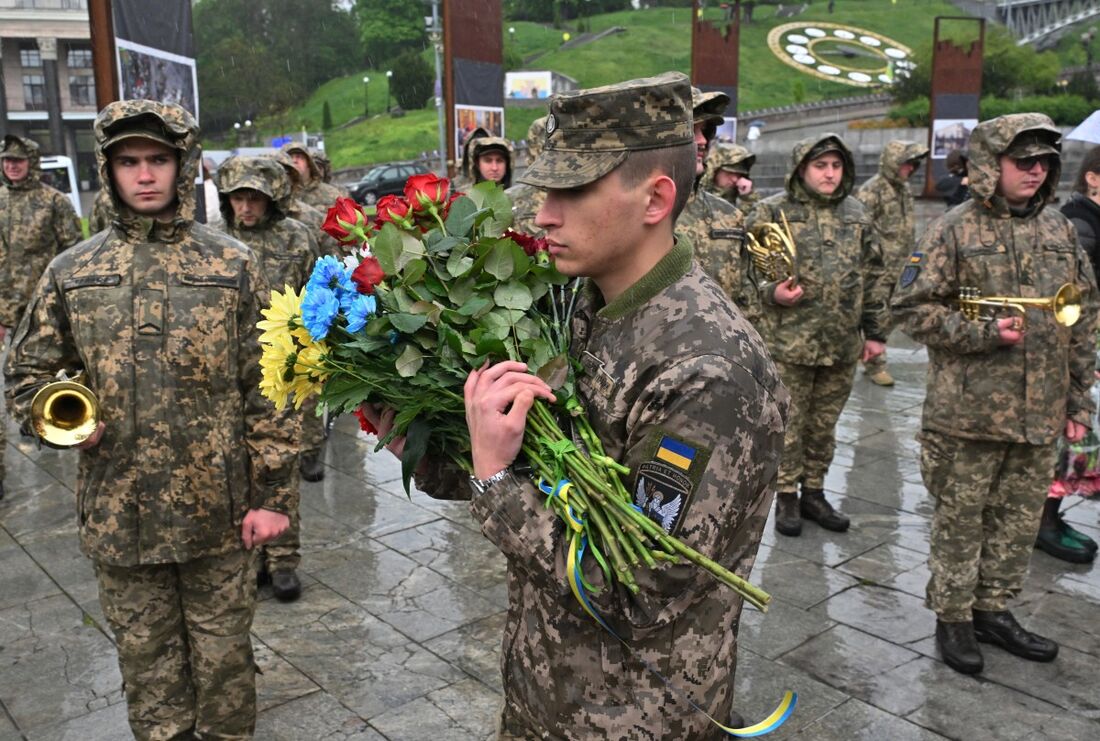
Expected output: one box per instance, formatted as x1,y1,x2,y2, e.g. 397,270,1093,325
306,255,355,296
388,330,400,345
301,286,341,340
345,294,378,333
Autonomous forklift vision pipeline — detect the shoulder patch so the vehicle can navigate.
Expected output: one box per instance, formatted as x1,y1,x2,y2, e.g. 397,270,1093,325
899,251,924,288
633,433,712,536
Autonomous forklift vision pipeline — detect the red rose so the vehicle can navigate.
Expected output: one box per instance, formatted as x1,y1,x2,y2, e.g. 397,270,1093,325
351,255,385,294
441,191,463,219
322,197,370,244
354,407,378,435
504,228,549,257
404,174,450,211
375,195,412,227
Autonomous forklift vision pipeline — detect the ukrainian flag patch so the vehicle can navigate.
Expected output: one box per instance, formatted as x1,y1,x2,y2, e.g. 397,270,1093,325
656,436,696,471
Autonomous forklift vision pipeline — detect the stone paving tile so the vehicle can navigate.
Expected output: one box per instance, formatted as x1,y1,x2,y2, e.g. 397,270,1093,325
0,539,62,611
25,700,130,741
300,469,440,538
254,640,322,712
738,594,836,661
810,584,936,646
253,691,384,740
836,542,928,585
752,548,861,609
734,649,848,740
422,612,507,694
786,697,948,740
1013,590,1100,659
0,481,76,541
0,706,19,741
368,678,500,741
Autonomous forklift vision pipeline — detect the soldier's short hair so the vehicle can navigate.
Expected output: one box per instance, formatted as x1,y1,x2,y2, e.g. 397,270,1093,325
616,143,696,221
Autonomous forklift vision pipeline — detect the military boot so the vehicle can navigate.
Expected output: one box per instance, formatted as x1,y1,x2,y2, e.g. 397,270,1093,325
774,492,802,536
256,560,272,588
299,449,325,482
972,609,1058,662
1035,498,1097,563
800,488,849,532
936,619,983,675
271,570,302,602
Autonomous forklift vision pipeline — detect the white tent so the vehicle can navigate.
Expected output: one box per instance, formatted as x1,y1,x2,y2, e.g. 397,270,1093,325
1066,110,1100,144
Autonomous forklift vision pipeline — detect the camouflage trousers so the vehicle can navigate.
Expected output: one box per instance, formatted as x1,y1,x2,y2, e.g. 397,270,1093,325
773,360,857,492
94,548,259,741
919,430,1056,622
264,403,325,571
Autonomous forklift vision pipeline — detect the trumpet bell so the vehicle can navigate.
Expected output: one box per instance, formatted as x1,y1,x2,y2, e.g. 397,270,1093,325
30,380,100,448
1053,283,1082,327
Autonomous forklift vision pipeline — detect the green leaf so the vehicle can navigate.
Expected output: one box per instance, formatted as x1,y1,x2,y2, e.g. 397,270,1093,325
444,196,478,236
389,313,429,333
479,309,513,340
428,235,461,255
402,258,427,285
514,316,540,342
401,417,432,497
345,335,394,354
484,241,514,281
397,230,426,270
395,344,424,377
494,281,533,311
448,276,475,305
390,286,414,312
510,243,531,280
458,294,493,316
474,335,509,359
410,300,442,325
537,353,571,390
446,246,475,277
372,223,403,275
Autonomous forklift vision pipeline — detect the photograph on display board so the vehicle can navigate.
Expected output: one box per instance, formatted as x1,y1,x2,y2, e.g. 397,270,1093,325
932,119,977,159
505,71,553,100
455,104,505,154
116,39,199,119
716,117,737,143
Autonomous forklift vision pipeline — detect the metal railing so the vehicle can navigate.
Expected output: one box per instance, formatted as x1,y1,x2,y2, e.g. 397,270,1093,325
0,0,87,10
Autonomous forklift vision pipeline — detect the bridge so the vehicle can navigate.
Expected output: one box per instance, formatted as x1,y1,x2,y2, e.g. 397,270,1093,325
992,0,1100,47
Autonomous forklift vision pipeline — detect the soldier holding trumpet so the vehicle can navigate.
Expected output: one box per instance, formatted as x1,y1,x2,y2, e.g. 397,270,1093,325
892,113,1098,676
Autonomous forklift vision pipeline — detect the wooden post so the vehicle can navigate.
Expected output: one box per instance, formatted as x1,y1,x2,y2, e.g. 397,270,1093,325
89,0,119,110
924,17,984,198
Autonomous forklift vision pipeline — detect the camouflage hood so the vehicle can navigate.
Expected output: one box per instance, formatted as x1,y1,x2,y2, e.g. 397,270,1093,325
215,155,292,226
786,133,855,204
0,134,42,189
702,143,754,191
967,113,1062,213
469,135,514,187
878,139,928,187
459,126,492,181
280,142,323,182
94,100,201,231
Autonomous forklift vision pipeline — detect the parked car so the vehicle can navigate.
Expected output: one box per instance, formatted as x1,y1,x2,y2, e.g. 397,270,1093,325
39,155,82,217
351,161,431,205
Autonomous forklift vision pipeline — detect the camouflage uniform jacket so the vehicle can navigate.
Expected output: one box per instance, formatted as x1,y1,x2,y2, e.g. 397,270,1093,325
88,186,115,235
4,101,299,566
703,143,760,210
678,186,759,321
419,240,788,739
747,134,888,366
891,113,1099,445
216,155,319,291
279,143,344,212
0,136,83,326
855,140,927,271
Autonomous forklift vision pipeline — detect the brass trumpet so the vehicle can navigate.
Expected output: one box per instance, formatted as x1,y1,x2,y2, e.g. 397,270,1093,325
746,210,797,283
30,375,100,448
955,282,1082,328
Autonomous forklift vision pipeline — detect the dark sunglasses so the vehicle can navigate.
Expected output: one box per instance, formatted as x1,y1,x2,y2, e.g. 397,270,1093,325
1010,155,1053,172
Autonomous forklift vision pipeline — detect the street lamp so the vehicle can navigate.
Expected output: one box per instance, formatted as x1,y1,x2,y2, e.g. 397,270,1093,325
363,76,370,117
386,69,393,113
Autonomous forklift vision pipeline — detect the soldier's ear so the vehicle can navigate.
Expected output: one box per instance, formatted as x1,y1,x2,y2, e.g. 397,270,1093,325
642,174,676,226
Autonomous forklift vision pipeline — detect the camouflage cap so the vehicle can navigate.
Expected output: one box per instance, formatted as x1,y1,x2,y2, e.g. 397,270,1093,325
691,87,729,127
0,135,36,160
100,112,180,151
519,71,693,189
1004,129,1060,158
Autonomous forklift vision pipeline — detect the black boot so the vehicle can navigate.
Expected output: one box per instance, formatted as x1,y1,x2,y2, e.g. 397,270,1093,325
972,609,1058,662
936,619,984,675
256,560,272,588
1036,497,1096,563
299,450,325,482
800,488,850,532
774,492,802,536
271,570,302,602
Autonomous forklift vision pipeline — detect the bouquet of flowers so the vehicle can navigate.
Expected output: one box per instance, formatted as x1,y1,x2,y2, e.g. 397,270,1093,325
256,174,771,614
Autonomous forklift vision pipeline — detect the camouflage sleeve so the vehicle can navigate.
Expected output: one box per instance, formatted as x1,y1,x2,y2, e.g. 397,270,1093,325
3,263,82,431
1066,224,1100,428
890,217,1001,354
859,215,889,342
470,355,786,633
414,455,473,501
238,255,300,514
53,192,83,251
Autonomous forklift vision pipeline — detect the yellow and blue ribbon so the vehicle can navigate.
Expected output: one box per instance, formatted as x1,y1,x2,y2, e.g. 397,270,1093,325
539,477,797,737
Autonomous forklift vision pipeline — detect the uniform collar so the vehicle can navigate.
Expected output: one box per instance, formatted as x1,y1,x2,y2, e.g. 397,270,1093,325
597,237,693,322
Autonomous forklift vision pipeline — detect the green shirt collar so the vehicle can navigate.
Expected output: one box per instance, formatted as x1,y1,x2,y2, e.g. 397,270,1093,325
597,237,693,321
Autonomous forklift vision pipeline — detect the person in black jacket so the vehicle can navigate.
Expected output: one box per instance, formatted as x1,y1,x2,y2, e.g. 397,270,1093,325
1060,145,1100,286
936,149,970,208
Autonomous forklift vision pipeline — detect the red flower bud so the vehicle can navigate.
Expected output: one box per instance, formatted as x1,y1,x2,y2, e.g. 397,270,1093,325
351,255,385,295
504,228,549,257
375,195,413,227
404,174,451,212
322,197,370,244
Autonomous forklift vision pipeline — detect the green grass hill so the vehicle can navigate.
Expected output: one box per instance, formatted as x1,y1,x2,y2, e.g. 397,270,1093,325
215,0,972,169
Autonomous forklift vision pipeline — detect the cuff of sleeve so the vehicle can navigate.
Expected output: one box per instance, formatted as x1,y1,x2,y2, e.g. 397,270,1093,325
1068,406,1093,429
255,484,295,516
760,281,779,305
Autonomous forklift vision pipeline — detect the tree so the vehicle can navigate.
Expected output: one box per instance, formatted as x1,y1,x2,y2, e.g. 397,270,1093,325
355,0,427,69
322,100,333,130
390,50,434,111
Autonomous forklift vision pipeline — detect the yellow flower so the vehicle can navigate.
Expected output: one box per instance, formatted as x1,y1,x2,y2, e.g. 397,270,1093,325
259,332,298,410
289,340,330,409
258,285,311,345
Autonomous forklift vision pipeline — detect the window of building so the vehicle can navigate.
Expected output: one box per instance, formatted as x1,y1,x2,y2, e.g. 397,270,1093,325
22,74,47,110
69,74,95,106
20,43,42,68
67,45,92,69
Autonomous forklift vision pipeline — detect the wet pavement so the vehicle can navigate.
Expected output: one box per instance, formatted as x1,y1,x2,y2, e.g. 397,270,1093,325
2,198,1099,740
